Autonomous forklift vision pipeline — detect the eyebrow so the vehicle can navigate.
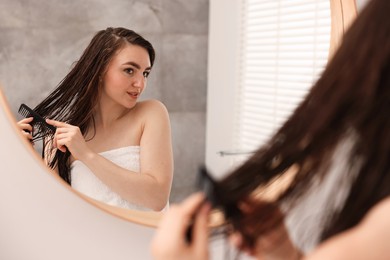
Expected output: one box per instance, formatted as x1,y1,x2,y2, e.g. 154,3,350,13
123,61,151,71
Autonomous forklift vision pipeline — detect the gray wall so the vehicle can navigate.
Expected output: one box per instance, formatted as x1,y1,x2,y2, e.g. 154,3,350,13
0,0,209,203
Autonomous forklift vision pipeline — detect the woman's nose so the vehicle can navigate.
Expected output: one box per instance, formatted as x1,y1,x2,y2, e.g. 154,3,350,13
132,74,145,88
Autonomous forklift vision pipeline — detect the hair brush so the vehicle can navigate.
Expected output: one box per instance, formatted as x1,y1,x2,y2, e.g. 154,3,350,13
18,103,56,142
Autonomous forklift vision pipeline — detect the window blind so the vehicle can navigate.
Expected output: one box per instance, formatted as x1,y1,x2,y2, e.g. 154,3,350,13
232,0,331,163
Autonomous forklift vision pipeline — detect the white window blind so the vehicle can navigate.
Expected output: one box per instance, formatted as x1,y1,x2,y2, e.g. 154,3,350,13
232,0,331,163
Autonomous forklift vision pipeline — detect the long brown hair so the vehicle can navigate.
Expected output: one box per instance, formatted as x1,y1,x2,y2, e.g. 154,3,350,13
218,0,390,247
34,27,155,184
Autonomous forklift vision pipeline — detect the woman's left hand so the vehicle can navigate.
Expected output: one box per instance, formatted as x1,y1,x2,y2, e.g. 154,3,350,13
46,119,91,160
151,192,211,260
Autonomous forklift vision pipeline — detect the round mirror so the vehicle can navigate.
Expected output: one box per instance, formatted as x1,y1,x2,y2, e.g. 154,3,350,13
0,0,358,259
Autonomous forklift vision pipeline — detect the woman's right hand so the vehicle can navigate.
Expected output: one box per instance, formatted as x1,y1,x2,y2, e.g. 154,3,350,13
151,192,211,260
45,119,92,161
17,117,34,144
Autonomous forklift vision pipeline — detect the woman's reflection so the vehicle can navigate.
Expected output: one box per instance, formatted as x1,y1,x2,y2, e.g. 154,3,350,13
17,27,173,211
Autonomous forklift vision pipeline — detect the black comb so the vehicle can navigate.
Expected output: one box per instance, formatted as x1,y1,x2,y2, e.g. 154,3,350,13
197,166,241,219
185,166,219,243
185,166,242,243
197,166,219,207
18,103,56,141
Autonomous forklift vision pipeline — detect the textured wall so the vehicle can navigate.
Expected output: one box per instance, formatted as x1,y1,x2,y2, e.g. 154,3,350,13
0,0,209,203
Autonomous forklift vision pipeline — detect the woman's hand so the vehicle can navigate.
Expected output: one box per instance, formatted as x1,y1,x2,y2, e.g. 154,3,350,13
151,192,211,260
46,119,92,160
17,117,34,144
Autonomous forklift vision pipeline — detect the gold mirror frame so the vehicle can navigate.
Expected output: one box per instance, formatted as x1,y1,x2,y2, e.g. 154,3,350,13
330,0,358,57
0,0,358,229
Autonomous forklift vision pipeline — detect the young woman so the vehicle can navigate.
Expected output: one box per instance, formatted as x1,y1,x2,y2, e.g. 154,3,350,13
18,28,173,211
151,0,390,258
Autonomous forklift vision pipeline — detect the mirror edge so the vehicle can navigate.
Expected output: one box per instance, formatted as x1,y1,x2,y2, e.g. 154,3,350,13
330,0,358,57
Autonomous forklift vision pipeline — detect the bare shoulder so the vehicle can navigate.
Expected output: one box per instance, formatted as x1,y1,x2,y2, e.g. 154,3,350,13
362,196,390,228
348,197,390,249
306,197,390,259
136,99,169,115
135,100,170,126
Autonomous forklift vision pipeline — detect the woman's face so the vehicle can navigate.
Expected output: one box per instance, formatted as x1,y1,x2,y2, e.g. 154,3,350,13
100,43,151,109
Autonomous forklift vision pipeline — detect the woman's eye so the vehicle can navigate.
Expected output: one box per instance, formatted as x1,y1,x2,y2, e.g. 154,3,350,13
143,71,150,78
124,68,134,74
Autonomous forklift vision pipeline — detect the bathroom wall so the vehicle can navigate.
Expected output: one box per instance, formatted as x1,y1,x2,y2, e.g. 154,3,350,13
0,0,209,203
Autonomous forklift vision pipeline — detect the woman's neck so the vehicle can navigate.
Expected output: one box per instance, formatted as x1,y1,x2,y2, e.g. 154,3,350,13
94,102,134,129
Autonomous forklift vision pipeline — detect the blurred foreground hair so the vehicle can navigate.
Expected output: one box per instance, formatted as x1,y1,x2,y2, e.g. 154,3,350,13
217,0,390,247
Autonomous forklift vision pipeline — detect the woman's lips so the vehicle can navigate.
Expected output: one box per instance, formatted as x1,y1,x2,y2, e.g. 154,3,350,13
127,91,139,99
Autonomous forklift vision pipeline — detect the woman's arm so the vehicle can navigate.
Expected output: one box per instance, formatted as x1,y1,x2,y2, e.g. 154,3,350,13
306,197,390,260
46,100,173,211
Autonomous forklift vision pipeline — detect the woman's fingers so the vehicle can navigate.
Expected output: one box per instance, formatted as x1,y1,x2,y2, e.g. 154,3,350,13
48,119,77,153
20,130,33,140
17,117,34,143
46,118,68,128
49,120,79,136
19,117,34,124
19,123,33,133
181,192,206,218
18,117,34,132
178,192,207,237
164,192,205,236
50,122,68,153
151,192,210,260
53,131,70,153
155,192,205,241
46,119,89,158
55,139,68,153
193,201,211,250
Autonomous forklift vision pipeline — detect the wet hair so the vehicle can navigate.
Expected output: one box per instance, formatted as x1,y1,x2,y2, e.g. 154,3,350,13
34,27,155,184
216,0,390,248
